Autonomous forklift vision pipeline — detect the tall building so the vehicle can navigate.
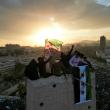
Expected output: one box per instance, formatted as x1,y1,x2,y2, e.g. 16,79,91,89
100,36,106,52
96,36,110,65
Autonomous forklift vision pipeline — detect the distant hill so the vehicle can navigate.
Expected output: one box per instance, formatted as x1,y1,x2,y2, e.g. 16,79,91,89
76,39,110,47
76,40,99,46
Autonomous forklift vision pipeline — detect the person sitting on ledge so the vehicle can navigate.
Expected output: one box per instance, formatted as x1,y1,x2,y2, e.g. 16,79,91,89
69,50,81,67
51,58,65,76
24,59,39,80
38,56,52,78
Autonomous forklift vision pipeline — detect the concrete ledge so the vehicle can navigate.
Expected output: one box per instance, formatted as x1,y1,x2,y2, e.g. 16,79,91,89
26,74,96,110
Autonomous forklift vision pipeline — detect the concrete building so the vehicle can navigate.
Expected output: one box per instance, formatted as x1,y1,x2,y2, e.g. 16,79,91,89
96,36,110,65
105,48,110,64
26,71,96,110
100,36,106,52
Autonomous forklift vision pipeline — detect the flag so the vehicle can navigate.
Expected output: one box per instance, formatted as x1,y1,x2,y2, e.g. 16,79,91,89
79,66,87,102
86,67,92,100
44,39,63,73
73,66,92,103
45,39,63,51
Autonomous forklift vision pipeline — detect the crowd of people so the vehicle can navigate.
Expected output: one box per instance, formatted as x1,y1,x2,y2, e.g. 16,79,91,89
24,45,92,80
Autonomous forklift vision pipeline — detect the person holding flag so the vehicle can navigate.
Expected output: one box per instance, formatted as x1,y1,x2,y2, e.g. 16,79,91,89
45,39,63,56
44,39,63,74
69,51,92,103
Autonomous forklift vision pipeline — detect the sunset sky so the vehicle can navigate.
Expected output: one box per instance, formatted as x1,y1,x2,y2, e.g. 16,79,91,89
0,0,110,46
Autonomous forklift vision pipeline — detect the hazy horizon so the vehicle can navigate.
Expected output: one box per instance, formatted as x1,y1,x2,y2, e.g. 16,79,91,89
0,0,110,46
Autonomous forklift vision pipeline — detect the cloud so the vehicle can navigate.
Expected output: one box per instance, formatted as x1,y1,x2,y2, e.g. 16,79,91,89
0,0,110,41
0,0,22,8
96,0,110,7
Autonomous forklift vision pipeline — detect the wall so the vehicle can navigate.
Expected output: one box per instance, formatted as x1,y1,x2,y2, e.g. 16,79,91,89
26,74,96,110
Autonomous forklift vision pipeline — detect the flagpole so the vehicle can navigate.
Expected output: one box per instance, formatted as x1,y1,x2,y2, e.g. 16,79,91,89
44,39,51,57
44,39,47,56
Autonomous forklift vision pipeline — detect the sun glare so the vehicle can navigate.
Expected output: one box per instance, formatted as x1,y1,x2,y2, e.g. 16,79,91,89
29,23,65,46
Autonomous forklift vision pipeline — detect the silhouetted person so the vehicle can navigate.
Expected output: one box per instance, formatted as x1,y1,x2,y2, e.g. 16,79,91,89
38,56,51,77
24,59,39,80
69,50,81,67
83,57,93,68
61,45,74,68
51,59,65,76
78,53,87,66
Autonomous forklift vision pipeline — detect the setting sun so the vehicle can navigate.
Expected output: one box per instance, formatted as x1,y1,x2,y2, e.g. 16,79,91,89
28,23,65,46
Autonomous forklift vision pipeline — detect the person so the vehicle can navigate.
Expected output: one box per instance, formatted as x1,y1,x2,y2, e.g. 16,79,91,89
24,59,39,80
60,45,74,68
51,59,65,76
69,51,87,103
83,56,93,68
78,53,87,66
38,56,52,77
69,50,81,67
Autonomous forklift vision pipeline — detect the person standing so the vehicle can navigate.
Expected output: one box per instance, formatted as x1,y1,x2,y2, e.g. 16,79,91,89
60,45,74,68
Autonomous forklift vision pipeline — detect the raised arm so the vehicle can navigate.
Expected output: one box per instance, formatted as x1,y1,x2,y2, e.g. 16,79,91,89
67,45,74,56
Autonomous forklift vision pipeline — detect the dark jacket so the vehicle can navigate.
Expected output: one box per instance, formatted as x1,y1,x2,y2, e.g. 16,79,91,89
24,59,39,80
38,57,51,77
61,46,74,67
